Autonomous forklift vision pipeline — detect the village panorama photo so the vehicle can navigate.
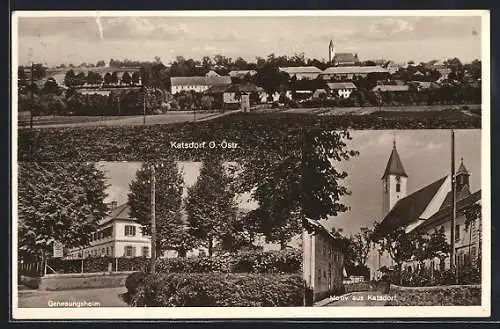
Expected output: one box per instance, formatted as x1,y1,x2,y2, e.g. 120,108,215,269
11,10,490,320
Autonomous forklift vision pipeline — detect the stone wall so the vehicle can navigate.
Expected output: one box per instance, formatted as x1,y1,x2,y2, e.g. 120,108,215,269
386,284,481,306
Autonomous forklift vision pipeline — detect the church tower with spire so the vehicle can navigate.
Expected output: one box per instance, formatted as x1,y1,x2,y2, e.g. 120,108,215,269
329,40,335,64
382,138,408,216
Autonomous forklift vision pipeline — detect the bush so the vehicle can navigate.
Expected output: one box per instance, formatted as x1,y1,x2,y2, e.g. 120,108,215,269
154,249,302,274
129,273,305,307
125,271,146,295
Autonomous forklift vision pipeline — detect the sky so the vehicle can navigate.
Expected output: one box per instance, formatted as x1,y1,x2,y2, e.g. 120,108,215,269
98,129,481,236
16,14,482,67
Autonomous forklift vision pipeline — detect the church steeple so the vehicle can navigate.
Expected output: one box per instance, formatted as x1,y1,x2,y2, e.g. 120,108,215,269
455,157,470,191
382,138,408,216
329,40,335,64
382,139,408,179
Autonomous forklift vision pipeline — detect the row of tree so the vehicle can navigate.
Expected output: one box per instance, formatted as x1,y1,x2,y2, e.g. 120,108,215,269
18,55,481,94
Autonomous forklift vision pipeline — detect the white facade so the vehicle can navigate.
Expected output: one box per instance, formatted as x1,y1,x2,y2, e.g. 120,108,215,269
336,89,353,99
66,218,151,259
171,84,210,94
382,174,408,217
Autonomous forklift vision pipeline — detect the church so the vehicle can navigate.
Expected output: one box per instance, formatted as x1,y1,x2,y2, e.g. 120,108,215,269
328,40,361,66
367,139,482,281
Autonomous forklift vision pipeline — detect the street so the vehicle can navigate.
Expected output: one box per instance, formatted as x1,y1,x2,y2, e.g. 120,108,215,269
17,287,128,308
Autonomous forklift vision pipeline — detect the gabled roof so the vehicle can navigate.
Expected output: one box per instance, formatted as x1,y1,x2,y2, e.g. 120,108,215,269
229,70,257,77
327,82,357,90
375,176,448,236
279,66,322,74
170,76,231,87
372,85,410,92
334,53,359,63
322,66,388,75
382,143,408,179
99,203,134,225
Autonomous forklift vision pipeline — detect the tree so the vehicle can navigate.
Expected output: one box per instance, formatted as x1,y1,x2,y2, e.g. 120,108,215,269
103,72,113,85
425,226,451,268
64,70,76,87
18,162,108,262
373,224,420,284
131,72,141,85
128,161,195,257
122,72,132,85
111,72,119,84
31,64,47,80
96,60,106,67
235,130,358,248
185,157,237,256
42,77,60,95
352,228,373,267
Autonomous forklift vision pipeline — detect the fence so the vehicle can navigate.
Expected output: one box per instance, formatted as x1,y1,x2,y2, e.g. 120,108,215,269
19,257,150,277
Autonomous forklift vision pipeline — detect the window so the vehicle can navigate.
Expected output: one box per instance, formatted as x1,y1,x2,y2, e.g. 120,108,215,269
125,246,135,257
455,224,460,241
101,248,106,257
125,225,136,237
110,246,114,257
142,247,149,257
318,269,322,284
396,183,401,192
323,270,327,279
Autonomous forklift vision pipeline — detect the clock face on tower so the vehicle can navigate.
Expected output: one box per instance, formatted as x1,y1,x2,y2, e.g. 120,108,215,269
396,176,401,182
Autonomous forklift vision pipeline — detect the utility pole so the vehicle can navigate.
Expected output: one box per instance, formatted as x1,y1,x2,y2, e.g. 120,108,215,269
150,165,156,274
450,129,457,282
143,88,146,125
30,62,34,129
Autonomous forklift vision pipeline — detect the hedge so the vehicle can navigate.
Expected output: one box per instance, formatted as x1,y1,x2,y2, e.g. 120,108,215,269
43,250,301,275
386,284,481,306
19,110,480,162
155,249,302,274
129,273,306,307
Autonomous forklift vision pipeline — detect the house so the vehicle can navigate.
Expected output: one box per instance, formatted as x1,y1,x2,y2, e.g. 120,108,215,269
170,76,231,94
302,217,345,302
66,202,151,259
229,70,258,79
327,82,357,99
372,85,410,93
205,83,263,110
279,66,323,80
366,141,482,280
321,66,389,81
289,78,326,101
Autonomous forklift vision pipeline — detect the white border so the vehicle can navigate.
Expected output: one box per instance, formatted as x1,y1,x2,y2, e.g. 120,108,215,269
11,10,491,320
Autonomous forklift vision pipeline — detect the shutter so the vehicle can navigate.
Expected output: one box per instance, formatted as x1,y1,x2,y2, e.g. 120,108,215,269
132,246,137,257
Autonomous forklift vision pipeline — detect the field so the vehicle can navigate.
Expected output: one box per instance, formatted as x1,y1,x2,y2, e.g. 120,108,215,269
16,104,480,129
17,111,223,128
18,108,480,162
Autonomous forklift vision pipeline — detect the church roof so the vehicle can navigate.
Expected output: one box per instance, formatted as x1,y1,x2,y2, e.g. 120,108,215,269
382,143,408,179
374,176,448,237
334,53,359,64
